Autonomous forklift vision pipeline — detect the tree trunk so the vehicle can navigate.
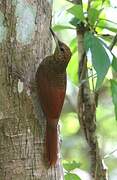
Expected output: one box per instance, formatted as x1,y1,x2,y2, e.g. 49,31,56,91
75,2,108,179
0,0,63,179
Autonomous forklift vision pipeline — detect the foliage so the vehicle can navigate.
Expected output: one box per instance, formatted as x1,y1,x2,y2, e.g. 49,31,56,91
84,32,110,90
63,161,81,171
88,8,102,26
65,173,81,180
67,5,85,22
112,56,117,72
63,161,81,180
53,0,117,119
53,0,117,179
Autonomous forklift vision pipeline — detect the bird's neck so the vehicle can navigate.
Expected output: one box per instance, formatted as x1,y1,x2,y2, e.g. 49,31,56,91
50,54,68,73
53,59,68,73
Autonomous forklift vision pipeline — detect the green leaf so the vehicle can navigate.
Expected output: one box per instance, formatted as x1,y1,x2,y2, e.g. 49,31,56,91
102,0,110,5
67,52,78,85
67,5,85,21
112,56,117,72
110,80,117,120
88,8,101,26
84,32,110,90
70,38,77,54
52,25,74,32
65,173,81,180
67,38,78,85
63,161,81,171
91,0,110,8
97,19,117,32
69,17,81,27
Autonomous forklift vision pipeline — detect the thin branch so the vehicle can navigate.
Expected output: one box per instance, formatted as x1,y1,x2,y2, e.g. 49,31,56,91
109,33,117,51
78,73,97,88
104,149,117,159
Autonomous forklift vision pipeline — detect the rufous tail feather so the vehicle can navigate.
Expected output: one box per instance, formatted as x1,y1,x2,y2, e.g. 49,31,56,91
46,123,58,166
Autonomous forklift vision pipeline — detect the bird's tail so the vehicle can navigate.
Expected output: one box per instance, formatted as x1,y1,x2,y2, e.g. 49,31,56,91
46,122,58,166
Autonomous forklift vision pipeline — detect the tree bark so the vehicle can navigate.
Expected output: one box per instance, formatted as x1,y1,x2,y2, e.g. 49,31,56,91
75,1,108,179
0,0,63,179
77,28,108,180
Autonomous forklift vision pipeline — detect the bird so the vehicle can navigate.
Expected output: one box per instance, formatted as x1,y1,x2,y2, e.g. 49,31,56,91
35,28,72,167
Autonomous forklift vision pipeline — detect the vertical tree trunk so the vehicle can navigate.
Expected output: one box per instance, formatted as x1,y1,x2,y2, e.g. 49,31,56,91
0,0,63,179
77,29,107,180
75,1,108,179
76,10,108,180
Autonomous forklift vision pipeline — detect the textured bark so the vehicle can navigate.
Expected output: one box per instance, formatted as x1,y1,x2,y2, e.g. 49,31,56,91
75,1,108,179
77,29,108,180
0,0,63,179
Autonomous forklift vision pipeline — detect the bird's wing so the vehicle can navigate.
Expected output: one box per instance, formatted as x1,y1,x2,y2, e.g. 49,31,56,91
36,67,66,121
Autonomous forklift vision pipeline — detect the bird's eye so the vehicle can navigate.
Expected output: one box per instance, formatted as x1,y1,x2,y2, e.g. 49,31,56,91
60,47,64,52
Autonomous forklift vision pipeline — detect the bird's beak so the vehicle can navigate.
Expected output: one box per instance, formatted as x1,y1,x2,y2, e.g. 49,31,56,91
50,28,61,51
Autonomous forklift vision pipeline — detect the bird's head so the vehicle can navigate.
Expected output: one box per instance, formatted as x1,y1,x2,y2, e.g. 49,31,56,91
50,28,72,64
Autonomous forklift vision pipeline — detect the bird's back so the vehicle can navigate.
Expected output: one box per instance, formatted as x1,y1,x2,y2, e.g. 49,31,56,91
36,56,66,121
